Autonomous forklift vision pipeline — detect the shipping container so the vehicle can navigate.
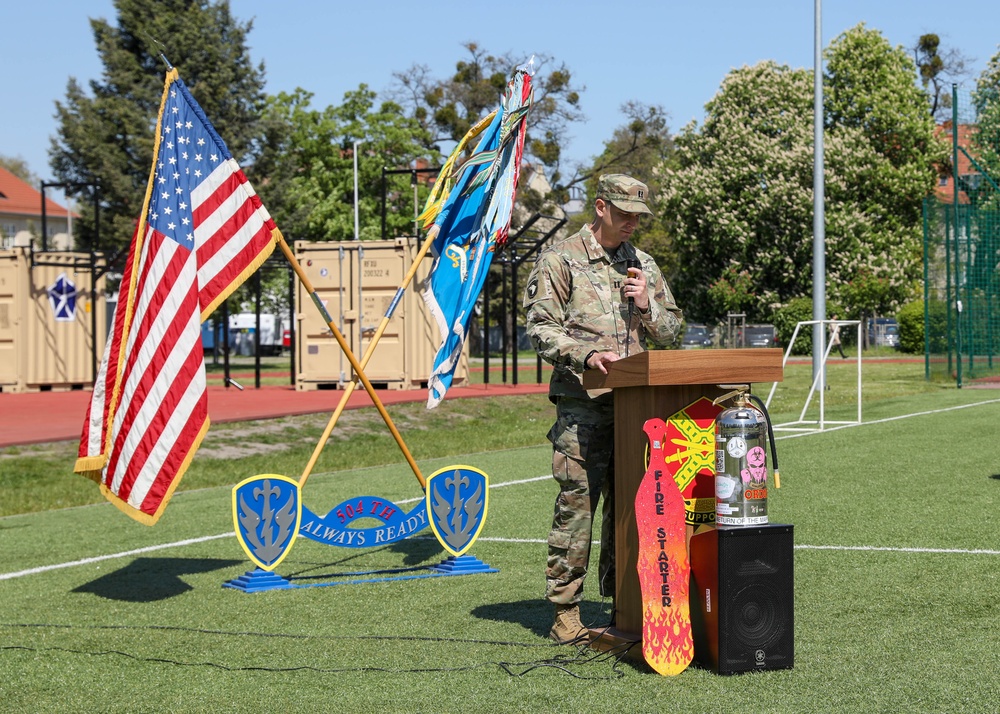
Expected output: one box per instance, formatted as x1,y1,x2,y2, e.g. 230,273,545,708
294,238,468,391
0,249,108,392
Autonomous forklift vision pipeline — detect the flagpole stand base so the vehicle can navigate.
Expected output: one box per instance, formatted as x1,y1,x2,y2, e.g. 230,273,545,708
223,568,294,593
429,554,498,575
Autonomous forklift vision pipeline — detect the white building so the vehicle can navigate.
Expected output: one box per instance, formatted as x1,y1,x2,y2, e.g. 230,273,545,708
0,166,77,250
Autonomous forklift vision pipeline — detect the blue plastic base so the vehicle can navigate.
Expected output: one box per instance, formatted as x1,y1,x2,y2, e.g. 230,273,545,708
223,555,497,592
222,568,294,593
429,554,498,574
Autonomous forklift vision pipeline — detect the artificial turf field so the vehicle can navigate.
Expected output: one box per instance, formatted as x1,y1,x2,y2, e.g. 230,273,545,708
1,387,999,713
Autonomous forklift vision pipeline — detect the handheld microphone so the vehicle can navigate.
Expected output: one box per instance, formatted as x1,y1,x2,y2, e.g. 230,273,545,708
625,258,641,356
625,259,641,306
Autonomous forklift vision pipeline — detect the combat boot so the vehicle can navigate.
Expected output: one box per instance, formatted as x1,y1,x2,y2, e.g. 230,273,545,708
549,603,588,644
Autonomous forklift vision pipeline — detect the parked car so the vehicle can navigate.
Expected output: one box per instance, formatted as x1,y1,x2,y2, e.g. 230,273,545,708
745,324,778,348
682,324,713,349
868,317,899,348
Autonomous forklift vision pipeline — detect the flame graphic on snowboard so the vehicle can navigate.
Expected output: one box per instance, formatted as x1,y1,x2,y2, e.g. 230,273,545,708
634,417,693,676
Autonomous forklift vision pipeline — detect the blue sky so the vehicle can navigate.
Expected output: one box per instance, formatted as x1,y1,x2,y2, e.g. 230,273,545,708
4,1,999,206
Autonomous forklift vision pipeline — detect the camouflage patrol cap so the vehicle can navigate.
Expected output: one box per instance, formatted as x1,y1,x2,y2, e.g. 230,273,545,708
596,174,653,216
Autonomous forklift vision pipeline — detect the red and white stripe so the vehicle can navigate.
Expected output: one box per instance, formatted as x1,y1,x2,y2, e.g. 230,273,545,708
76,152,274,523
103,227,206,514
194,159,274,315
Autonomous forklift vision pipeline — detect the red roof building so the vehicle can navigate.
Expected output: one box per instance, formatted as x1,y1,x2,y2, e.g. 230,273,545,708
0,166,77,249
935,122,980,205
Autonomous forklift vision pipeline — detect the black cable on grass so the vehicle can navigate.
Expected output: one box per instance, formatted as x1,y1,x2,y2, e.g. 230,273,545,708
1,622,548,648
2,643,627,680
0,644,496,675
1,623,631,679
499,641,633,680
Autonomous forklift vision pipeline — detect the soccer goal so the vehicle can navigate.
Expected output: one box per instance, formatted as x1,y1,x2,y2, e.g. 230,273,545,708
763,319,862,432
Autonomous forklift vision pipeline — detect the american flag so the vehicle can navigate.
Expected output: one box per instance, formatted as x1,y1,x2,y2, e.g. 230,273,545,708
75,69,276,525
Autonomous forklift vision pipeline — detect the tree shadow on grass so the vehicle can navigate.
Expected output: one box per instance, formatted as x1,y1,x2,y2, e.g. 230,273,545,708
73,557,242,602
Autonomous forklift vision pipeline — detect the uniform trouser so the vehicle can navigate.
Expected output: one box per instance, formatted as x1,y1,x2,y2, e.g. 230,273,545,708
545,396,616,605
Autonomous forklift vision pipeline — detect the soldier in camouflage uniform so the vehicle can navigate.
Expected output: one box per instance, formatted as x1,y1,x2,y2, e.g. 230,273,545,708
524,174,683,644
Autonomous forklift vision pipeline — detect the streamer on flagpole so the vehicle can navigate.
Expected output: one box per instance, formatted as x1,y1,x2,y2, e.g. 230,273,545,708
421,66,534,409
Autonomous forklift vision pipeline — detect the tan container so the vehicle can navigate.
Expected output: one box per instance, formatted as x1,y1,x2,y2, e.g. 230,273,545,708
294,238,468,391
0,249,107,392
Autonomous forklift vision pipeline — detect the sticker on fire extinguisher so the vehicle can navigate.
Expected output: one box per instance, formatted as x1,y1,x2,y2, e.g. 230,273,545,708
726,436,748,459
716,446,725,474
715,474,738,500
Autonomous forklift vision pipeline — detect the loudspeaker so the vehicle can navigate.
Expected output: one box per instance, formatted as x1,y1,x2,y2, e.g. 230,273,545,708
689,523,794,675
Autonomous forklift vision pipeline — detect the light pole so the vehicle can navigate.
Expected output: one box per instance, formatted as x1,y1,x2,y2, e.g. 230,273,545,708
353,140,364,357
812,0,827,382
353,140,363,242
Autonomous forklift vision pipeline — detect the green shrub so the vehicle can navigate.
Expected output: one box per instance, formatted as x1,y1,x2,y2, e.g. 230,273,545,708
898,299,948,353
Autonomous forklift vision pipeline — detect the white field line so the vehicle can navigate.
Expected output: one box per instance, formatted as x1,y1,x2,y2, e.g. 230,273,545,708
5,399,1000,582
795,544,1000,555
0,476,556,582
773,397,1000,440
0,534,234,581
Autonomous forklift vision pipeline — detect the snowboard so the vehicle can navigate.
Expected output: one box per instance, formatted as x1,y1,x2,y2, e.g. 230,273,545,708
634,417,694,676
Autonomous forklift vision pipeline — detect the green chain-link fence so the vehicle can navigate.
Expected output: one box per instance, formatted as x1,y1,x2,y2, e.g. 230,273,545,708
922,85,1000,386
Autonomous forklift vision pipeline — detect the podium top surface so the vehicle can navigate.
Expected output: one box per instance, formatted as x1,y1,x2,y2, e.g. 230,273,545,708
582,348,783,389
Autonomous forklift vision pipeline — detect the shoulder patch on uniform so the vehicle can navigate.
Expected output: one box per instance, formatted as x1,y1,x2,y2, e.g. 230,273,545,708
523,273,551,306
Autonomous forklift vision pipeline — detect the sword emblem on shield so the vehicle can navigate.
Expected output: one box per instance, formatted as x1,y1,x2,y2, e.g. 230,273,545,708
232,474,302,571
426,465,489,557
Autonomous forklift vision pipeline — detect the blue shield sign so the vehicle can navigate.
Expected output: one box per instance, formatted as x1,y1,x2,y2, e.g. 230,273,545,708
232,474,302,571
426,465,490,557
47,272,76,322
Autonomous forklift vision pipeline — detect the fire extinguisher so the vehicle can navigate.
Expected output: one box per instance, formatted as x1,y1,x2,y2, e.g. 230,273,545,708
714,390,780,527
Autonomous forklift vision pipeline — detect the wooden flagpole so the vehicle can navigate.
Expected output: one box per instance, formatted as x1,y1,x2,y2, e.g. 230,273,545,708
297,225,439,489
291,110,500,491
273,230,426,490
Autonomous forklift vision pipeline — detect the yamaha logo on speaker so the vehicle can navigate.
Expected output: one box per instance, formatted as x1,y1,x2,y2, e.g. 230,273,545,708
755,649,766,665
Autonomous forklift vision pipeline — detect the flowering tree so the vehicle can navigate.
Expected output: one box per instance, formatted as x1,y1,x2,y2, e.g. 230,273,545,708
659,25,943,323
823,24,944,321
659,61,816,320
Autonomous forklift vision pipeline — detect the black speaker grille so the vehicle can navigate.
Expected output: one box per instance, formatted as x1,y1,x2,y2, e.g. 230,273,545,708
717,525,794,673
728,580,789,649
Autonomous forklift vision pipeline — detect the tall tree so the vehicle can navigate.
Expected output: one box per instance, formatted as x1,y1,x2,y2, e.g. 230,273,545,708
49,0,265,252
0,155,40,186
912,33,972,122
963,48,1000,303
971,47,1000,190
659,25,943,324
391,43,584,209
253,85,438,242
824,25,944,323
660,61,816,321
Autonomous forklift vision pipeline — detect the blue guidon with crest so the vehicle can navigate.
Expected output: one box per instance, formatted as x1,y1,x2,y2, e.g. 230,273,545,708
426,465,489,557
232,474,302,571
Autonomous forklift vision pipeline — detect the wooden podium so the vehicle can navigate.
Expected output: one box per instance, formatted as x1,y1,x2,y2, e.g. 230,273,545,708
582,348,783,644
